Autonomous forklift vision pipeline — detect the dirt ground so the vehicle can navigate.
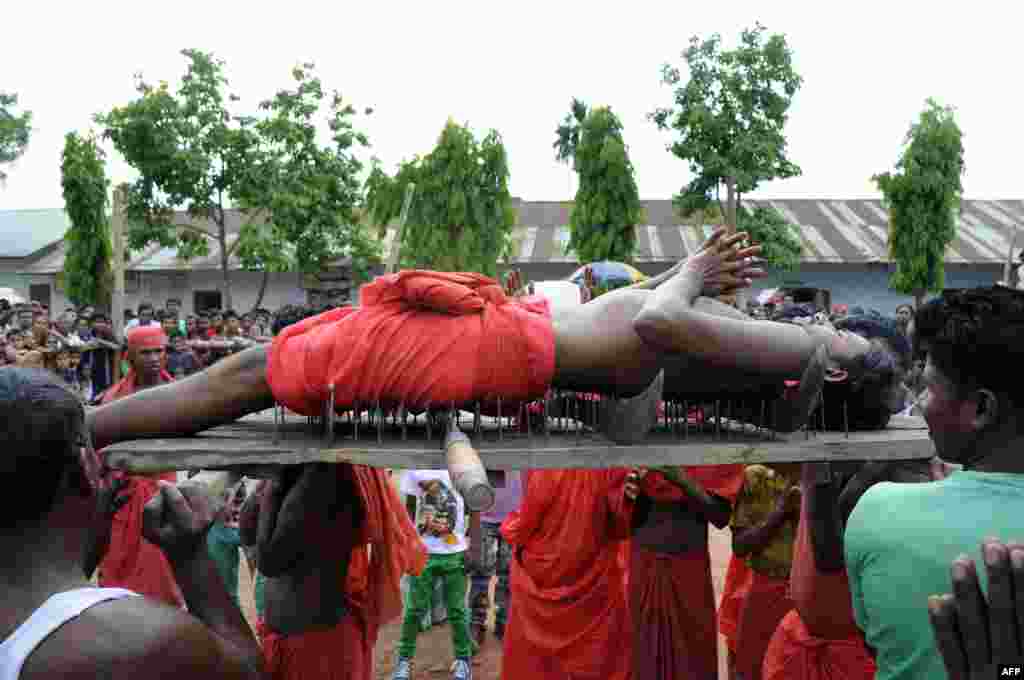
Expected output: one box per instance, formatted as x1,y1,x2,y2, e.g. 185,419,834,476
237,527,735,680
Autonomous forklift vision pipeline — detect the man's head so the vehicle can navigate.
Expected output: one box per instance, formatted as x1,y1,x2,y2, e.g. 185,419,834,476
165,298,181,315
209,310,223,329
32,314,49,342
80,305,95,319
913,286,1024,466
16,304,34,330
126,326,168,382
895,304,914,331
196,313,210,334
821,316,912,431
0,367,94,530
223,309,240,336
137,303,155,326
159,310,179,337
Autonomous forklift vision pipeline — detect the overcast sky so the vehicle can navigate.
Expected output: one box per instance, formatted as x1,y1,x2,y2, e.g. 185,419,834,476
2,1,1021,210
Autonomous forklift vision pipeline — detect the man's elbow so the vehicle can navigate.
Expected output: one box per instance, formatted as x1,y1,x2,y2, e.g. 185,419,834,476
632,310,675,351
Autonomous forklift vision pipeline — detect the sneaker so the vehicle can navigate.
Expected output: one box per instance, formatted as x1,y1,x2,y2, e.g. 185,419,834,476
391,656,412,680
451,658,473,680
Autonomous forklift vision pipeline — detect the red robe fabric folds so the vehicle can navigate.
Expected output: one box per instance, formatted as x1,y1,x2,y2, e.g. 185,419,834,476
267,271,556,415
762,611,877,680
98,371,184,607
630,466,744,680
500,469,634,680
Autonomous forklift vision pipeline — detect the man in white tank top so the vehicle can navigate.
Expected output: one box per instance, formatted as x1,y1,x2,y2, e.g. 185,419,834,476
0,367,264,679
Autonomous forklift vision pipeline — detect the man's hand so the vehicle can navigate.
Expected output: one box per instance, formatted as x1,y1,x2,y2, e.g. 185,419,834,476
625,468,646,501
686,229,767,298
773,485,801,519
142,481,217,564
83,476,133,578
929,539,1024,680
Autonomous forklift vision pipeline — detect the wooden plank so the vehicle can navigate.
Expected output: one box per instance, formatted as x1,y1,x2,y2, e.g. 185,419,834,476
105,415,933,474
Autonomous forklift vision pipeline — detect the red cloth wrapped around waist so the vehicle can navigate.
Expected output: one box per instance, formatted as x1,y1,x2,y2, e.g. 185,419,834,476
262,612,370,680
267,271,556,414
763,610,876,680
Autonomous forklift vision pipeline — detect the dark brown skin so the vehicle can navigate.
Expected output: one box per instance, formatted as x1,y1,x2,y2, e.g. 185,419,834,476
0,467,263,679
732,464,802,559
88,230,872,451
240,464,361,635
929,539,1024,680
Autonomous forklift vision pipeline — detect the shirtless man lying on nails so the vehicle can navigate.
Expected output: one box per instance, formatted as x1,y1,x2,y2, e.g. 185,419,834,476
88,229,885,453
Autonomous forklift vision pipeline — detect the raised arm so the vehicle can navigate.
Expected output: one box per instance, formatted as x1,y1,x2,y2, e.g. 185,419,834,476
631,229,870,380
87,345,274,450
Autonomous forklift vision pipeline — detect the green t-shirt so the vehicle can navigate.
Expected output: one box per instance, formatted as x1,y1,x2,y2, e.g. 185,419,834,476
206,521,241,607
845,471,1024,680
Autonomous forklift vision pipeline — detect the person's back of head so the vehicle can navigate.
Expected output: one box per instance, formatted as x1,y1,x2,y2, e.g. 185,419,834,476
0,367,90,530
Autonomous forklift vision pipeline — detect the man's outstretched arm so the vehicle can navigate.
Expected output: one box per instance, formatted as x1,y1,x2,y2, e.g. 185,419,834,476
88,345,275,450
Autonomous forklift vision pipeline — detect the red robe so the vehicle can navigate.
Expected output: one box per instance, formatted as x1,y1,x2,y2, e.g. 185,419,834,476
629,466,745,680
500,469,634,680
260,465,427,680
98,369,184,608
761,489,876,680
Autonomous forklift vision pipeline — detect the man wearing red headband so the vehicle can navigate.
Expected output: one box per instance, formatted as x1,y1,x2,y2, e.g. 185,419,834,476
96,327,184,607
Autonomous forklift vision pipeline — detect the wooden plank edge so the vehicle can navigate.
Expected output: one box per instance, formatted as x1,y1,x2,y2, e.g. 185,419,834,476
108,435,935,474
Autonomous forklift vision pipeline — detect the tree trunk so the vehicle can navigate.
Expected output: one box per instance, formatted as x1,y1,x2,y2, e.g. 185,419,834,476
251,270,269,312
220,232,233,311
725,177,738,235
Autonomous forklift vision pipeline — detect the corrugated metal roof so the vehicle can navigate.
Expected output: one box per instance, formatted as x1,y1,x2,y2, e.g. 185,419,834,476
11,199,1024,274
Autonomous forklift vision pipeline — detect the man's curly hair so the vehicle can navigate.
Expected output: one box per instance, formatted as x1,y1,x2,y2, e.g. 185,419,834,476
914,286,1024,403
271,304,327,336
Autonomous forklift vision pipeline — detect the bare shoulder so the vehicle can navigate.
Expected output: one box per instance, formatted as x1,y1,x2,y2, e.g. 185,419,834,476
22,597,262,680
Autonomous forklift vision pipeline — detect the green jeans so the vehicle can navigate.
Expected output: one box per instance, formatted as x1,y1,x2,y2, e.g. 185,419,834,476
397,552,472,659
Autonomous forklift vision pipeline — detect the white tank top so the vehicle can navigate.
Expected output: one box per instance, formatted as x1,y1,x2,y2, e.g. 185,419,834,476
0,587,138,680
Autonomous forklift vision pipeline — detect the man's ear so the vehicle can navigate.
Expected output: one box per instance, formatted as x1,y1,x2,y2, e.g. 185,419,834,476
971,389,1000,430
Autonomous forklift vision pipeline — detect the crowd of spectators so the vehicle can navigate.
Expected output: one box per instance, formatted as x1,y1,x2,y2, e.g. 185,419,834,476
0,296,328,404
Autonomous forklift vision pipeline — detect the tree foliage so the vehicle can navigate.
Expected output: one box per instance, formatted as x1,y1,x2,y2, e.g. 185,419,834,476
554,100,641,263
873,99,964,304
97,49,375,309
232,64,379,283
365,119,515,275
737,205,802,272
60,132,113,307
650,24,802,229
0,92,32,183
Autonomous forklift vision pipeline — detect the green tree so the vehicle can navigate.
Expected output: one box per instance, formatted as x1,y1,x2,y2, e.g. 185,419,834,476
554,99,641,263
737,205,802,272
232,64,380,308
0,92,32,183
365,119,515,275
873,99,964,309
97,50,374,310
650,24,803,237
60,132,113,307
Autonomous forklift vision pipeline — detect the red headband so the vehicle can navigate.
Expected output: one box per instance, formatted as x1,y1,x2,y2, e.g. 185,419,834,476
127,326,168,350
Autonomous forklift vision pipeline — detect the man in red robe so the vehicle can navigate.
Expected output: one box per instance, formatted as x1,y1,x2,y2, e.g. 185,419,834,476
499,468,639,680
97,326,184,607
629,464,745,680
241,462,427,680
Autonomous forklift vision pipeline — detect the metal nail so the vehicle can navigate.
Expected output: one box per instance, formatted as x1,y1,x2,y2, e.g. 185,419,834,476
498,396,503,441
400,402,407,441
474,400,482,436
326,385,336,446
376,399,383,443
426,403,432,441
524,402,532,442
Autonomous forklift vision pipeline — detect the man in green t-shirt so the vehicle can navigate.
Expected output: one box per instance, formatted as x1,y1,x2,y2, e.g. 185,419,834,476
845,286,1024,680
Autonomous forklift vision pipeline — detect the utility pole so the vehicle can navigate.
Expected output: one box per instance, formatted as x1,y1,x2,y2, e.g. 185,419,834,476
110,184,127,382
